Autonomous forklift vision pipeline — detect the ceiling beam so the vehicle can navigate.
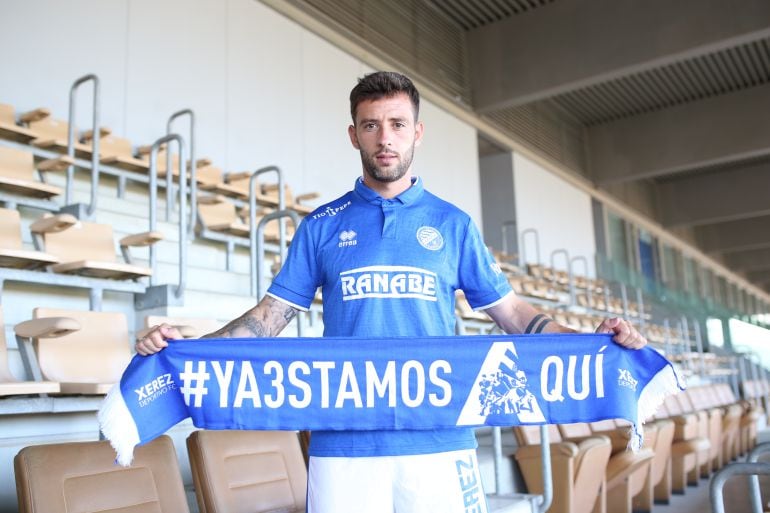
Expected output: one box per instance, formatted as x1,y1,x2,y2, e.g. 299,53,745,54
587,84,770,184
723,248,770,273
695,215,770,254
467,0,770,112
658,162,770,227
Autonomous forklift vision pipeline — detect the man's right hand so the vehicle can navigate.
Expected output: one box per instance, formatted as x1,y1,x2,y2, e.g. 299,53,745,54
135,323,183,355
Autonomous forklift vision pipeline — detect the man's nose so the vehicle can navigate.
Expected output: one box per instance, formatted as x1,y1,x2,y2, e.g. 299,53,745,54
377,126,392,146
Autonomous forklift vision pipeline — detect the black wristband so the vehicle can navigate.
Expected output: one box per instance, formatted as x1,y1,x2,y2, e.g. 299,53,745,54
524,313,547,334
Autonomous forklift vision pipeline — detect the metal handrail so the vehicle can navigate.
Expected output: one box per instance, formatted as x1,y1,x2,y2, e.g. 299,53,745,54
537,425,553,513
248,166,287,296
571,255,591,309
550,248,573,305
710,461,770,513
501,220,516,257
747,442,770,513
167,109,196,238
147,133,187,298
519,228,540,269
66,74,100,216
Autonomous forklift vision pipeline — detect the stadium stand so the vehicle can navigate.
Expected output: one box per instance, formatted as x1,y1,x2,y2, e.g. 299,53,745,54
0,104,38,143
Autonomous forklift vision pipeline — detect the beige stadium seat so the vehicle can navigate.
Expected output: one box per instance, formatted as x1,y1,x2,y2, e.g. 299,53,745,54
658,394,711,492
0,146,67,199
14,308,132,395
0,103,39,143
558,422,654,513
187,430,307,513
261,182,320,215
0,207,59,270
28,114,94,158
0,306,60,396
81,129,151,173
513,425,611,513
14,435,189,513
30,213,161,280
197,195,290,242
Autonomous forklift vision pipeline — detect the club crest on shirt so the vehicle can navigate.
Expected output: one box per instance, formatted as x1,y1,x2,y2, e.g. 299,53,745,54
416,226,444,251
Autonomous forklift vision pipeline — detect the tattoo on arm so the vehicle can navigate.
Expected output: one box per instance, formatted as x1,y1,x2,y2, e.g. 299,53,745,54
524,313,552,334
202,297,298,339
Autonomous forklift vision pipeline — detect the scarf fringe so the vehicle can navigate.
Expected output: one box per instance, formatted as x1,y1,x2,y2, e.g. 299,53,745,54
97,384,141,466
629,362,686,451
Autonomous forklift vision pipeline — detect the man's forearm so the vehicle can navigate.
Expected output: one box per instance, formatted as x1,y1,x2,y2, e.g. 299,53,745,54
203,296,297,338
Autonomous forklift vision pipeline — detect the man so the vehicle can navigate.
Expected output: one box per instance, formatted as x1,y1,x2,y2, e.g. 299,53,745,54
137,71,646,513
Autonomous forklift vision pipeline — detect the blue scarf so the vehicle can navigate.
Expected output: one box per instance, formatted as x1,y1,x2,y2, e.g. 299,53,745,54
98,333,684,465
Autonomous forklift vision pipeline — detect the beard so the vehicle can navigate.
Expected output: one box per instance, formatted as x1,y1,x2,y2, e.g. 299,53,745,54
360,142,415,183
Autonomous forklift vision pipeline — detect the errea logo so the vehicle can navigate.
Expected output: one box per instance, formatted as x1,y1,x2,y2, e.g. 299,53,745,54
338,230,357,248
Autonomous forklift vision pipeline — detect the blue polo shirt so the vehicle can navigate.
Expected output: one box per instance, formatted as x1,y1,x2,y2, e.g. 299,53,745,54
267,177,512,456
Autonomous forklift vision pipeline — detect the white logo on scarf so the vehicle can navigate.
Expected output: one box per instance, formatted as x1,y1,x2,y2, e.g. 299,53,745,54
456,341,545,425
618,368,638,391
416,226,444,251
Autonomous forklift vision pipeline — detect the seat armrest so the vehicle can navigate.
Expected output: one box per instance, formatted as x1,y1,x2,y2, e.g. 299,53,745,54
14,317,81,339
19,107,50,123
37,155,75,172
29,213,78,234
197,194,226,205
295,191,320,203
80,127,112,142
223,170,252,182
120,230,164,247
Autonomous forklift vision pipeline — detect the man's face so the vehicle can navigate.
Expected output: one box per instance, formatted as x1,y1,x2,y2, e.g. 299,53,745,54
348,93,424,184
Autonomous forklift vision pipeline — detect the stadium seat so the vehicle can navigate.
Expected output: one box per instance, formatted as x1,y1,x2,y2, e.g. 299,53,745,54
513,424,612,513
0,103,38,143
0,306,60,396
186,429,307,513
13,308,132,395
30,213,161,280
658,394,711,492
14,435,189,513
261,182,320,215
82,130,151,173
0,146,66,199
28,114,95,159
0,207,59,270
558,422,655,513
197,194,289,242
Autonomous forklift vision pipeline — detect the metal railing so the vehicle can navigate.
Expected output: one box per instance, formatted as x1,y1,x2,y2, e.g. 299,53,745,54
147,133,187,298
166,109,197,238
66,74,100,217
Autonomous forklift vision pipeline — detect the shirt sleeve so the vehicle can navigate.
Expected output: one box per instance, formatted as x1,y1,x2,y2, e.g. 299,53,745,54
457,218,513,310
266,218,321,311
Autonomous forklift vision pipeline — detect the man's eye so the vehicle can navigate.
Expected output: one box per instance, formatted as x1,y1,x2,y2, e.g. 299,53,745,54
364,123,377,130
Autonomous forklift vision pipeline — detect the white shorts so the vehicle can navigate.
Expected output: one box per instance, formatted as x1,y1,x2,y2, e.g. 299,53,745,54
307,449,488,513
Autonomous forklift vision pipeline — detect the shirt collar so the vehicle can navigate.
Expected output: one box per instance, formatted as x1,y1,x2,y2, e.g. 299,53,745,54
353,176,424,205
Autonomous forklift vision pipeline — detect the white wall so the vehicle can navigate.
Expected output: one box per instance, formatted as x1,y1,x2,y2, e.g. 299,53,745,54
0,0,483,224
513,152,596,276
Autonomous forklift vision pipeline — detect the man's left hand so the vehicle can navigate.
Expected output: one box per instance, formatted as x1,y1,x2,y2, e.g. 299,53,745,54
595,317,647,349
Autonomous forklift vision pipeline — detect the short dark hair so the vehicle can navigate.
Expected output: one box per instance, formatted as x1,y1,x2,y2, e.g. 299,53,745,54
349,71,420,123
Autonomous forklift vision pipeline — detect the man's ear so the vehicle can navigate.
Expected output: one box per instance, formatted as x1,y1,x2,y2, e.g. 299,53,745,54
348,124,360,150
414,121,425,148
